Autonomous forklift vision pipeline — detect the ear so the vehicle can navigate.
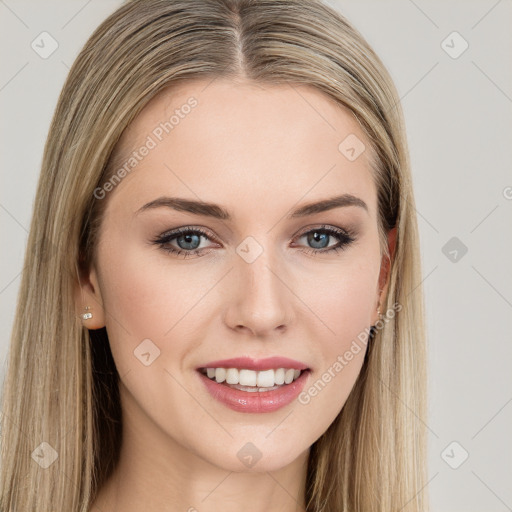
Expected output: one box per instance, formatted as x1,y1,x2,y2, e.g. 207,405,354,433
74,263,106,330
372,226,397,324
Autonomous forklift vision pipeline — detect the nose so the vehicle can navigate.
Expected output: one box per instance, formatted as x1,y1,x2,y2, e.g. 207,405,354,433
223,244,295,337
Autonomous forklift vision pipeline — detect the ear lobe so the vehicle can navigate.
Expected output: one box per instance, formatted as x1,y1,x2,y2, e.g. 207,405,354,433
74,265,106,329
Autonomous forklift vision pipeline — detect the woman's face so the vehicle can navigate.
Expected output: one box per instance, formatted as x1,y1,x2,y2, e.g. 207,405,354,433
79,78,391,473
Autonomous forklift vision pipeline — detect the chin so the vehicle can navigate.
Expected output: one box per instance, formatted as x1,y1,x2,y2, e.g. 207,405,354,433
201,440,310,473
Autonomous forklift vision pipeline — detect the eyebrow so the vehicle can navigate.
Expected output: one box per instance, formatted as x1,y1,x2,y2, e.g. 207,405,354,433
135,193,368,220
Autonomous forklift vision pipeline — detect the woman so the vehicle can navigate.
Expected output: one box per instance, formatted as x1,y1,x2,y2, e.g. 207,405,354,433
0,0,428,510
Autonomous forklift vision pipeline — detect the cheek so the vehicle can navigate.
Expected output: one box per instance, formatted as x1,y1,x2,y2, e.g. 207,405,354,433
328,274,375,339
94,242,173,361
296,256,380,346
290,257,379,423
96,238,225,370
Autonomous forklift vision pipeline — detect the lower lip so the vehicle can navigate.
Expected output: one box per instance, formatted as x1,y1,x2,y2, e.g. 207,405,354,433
197,370,310,413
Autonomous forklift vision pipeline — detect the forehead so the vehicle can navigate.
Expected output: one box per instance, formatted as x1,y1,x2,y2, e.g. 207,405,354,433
106,78,377,219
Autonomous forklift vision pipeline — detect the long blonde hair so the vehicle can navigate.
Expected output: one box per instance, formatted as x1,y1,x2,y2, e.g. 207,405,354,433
0,1,428,510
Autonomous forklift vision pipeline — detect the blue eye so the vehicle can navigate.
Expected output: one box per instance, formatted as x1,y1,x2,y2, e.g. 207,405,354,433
293,225,356,255
152,224,356,258
152,227,215,258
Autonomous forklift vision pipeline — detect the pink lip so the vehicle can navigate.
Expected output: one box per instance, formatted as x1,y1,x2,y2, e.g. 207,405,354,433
197,369,311,413
197,356,309,371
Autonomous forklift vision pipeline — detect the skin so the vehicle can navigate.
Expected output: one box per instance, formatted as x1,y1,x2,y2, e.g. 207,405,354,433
76,78,396,512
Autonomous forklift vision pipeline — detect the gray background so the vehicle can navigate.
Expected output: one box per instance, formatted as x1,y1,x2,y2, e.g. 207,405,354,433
1,1,511,510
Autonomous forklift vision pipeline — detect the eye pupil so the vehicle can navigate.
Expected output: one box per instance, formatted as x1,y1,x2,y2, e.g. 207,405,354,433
177,233,201,250
308,231,329,249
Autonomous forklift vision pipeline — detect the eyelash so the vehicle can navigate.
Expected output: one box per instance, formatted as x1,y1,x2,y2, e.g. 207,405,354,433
151,225,356,259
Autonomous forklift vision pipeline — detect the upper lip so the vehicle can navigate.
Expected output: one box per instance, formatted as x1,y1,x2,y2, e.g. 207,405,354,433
197,356,310,371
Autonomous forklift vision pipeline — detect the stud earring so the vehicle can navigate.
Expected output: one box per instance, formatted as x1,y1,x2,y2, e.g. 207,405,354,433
81,306,92,320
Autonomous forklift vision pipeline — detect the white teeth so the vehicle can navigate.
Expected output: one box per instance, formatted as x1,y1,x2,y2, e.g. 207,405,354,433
225,368,239,384
257,369,274,387
215,368,226,383
284,369,295,384
274,368,285,385
231,383,281,392
239,369,257,386
204,367,304,387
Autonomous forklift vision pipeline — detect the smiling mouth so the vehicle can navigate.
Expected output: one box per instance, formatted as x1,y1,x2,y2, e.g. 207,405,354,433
198,367,308,392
